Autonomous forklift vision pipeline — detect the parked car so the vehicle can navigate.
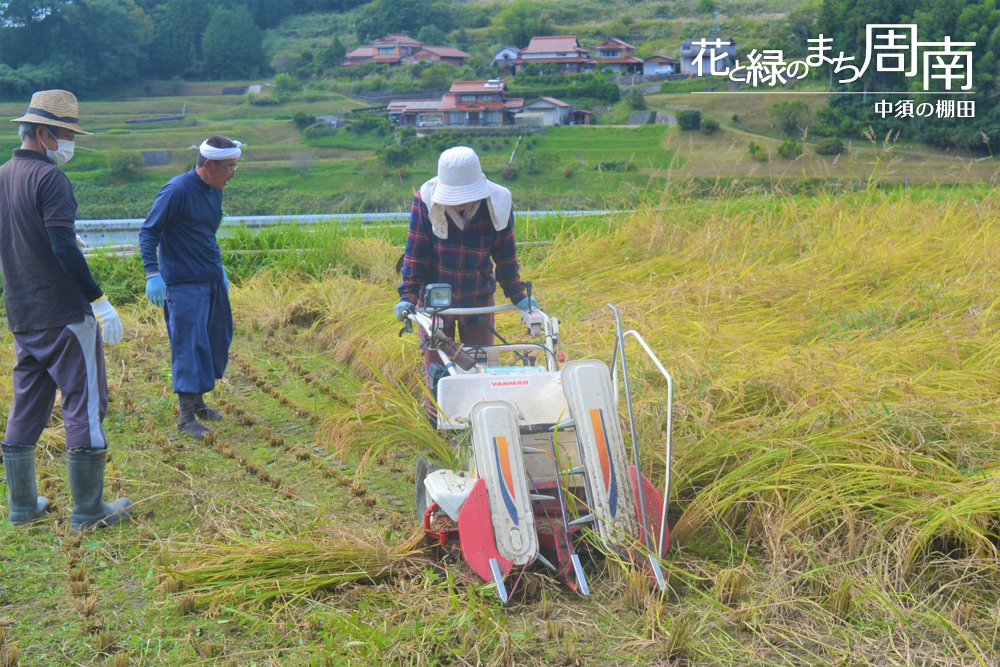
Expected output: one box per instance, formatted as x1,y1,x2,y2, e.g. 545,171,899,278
653,66,675,75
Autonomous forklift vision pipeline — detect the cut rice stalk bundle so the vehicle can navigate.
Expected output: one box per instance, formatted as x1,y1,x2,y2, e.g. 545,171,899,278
164,528,426,605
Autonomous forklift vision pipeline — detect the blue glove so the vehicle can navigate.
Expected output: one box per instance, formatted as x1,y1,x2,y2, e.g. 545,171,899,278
146,272,167,308
223,268,230,295
515,296,539,312
394,300,414,321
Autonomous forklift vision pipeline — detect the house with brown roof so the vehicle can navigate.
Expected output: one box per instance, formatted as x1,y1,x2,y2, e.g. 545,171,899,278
513,35,590,74
343,34,469,67
585,38,644,74
410,46,470,67
520,96,572,125
388,80,525,127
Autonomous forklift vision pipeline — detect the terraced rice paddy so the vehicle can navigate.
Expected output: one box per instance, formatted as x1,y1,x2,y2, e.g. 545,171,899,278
4,191,1000,665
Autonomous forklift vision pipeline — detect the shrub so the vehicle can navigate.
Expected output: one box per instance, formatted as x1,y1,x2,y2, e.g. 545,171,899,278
701,117,720,135
500,164,518,181
815,137,844,155
770,100,809,136
293,112,316,132
747,141,769,161
247,90,281,105
563,167,574,178
302,123,333,139
272,113,293,120
399,127,416,137
105,149,144,181
520,150,538,174
348,116,392,136
493,142,503,150
677,110,702,130
394,168,410,180
731,114,739,122
376,143,413,167
777,139,803,159
626,89,647,110
593,159,635,172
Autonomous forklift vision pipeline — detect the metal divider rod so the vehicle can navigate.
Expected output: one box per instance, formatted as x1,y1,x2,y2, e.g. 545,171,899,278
608,304,652,553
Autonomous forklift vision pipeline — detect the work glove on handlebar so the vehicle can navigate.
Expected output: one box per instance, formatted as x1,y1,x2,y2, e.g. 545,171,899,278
393,300,415,321
515,296,539,312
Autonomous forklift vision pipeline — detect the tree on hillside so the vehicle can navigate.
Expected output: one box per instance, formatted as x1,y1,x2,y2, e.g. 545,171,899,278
417,24,446,45
491,0,549,48
202,5,266,79
316,36,347,70
355,0,441,42
148,0,217,78
770,100,809,136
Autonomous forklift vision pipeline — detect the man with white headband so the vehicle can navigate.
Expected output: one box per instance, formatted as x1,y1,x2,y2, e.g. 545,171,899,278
138,135,240,439
395,145,537,422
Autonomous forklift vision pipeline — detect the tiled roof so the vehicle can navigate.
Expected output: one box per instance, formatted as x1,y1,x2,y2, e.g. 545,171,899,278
592,37,637,50
387,100,442,112
415,46,471,58
587,57,644,64
449,80,507,93
513,57,589,64
345,46,375,58
374,33,423,46
520,35,588,54
536,96,571,107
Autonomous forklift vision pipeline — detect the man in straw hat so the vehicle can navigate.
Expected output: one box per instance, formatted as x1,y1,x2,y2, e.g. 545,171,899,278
0,89,132,529
139,135,241,439
394,145,538,419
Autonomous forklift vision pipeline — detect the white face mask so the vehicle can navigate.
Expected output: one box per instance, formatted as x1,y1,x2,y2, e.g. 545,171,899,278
45,129,74,166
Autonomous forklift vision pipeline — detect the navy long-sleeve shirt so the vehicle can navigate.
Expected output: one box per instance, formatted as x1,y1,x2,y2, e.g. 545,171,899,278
139,169,225,285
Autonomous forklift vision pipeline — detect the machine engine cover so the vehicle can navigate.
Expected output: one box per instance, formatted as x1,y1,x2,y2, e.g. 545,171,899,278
437,371,569,430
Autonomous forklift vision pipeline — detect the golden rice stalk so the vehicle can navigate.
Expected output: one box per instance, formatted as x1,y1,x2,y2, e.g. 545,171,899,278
164,528,425,605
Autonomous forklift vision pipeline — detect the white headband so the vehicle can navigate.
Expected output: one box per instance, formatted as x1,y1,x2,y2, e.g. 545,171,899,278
198,139,242,160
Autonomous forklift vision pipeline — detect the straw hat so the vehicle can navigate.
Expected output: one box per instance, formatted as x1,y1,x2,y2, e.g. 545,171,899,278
419,146,512,239
10,89,91,135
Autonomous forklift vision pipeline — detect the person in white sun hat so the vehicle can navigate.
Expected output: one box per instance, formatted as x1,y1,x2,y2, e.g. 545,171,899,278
394,145,538,419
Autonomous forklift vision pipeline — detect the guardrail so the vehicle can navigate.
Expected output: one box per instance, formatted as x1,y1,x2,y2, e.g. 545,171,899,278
74,210,629,247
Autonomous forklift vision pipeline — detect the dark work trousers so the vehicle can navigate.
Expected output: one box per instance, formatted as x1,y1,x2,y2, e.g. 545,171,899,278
6,315,109,450
163,280,233,395
421,295,495,418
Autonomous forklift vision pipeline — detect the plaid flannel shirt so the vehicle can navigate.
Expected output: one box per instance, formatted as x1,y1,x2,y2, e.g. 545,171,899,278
398,192,527,331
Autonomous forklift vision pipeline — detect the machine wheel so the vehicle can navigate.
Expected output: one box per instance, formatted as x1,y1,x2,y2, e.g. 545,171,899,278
415,455,439,519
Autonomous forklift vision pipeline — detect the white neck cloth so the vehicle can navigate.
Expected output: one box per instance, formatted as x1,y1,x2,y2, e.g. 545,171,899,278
418,177,512,240
199,139,243,160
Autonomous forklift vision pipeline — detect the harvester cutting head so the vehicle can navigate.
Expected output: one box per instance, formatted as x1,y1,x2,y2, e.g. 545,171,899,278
404,286,673,602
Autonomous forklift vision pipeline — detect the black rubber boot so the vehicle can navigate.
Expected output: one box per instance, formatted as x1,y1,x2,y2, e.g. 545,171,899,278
66,448,132,530
194,393,222,421
177,392,213,439
2,443,49,526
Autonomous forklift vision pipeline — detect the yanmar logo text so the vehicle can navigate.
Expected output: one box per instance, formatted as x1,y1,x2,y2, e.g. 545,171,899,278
490,379,530,387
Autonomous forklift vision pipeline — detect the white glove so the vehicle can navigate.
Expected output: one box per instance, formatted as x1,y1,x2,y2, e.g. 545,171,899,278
91,296,124,345
76,235,87,249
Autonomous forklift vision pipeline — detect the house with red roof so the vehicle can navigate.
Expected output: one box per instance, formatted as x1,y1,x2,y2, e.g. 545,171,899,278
388,80,527,127
512,35,590,74
343,34,469,67
585,38,644,74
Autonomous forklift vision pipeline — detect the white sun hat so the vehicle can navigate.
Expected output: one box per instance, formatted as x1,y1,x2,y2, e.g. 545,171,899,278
419,146,512,240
